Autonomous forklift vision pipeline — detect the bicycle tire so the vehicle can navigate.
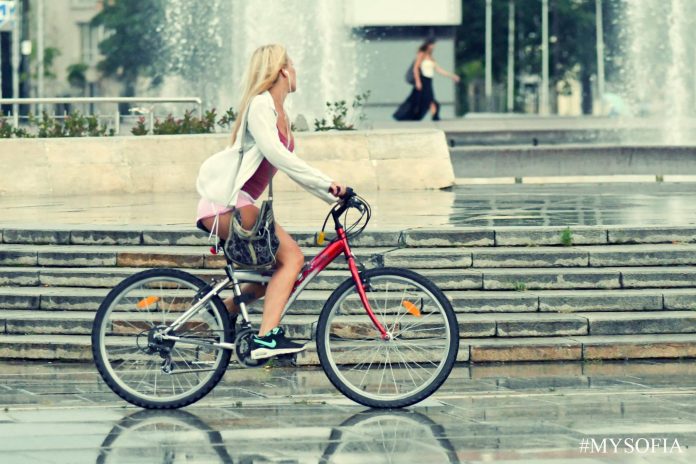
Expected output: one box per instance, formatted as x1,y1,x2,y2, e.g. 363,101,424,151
92,268,232,409
316,267,459,408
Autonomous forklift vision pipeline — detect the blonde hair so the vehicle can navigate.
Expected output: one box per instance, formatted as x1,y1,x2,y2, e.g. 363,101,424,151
230,44,289,145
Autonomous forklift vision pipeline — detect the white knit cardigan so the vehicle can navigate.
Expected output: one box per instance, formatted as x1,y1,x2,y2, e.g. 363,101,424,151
196,90,335,207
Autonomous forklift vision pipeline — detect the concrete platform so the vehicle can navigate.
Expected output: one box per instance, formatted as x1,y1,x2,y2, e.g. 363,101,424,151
2,360,696,462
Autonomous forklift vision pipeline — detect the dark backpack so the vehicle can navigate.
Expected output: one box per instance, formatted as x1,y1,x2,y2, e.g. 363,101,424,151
405,60,416,85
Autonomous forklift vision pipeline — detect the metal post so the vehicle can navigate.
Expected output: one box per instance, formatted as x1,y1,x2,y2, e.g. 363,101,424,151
540,0,550,115
595,0,605,115
507,0,515,112
485,0,493,112
37,0,44,114
114,110,120,135
11,0,21,126
148,110,154,135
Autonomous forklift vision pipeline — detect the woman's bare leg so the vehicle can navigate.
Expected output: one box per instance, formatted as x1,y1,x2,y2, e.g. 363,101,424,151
258,222,303,336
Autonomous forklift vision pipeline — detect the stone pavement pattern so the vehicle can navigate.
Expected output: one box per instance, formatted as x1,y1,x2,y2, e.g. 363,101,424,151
2,360,696,463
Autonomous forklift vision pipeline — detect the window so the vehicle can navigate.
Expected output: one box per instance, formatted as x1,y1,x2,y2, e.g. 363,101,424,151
79,22,102,65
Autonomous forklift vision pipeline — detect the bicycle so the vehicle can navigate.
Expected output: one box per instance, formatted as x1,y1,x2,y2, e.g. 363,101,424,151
92,188,459,409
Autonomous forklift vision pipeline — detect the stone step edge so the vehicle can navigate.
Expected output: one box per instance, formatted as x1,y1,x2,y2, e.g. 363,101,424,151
6,310,696,340
2,225,696,247
4,334,696,364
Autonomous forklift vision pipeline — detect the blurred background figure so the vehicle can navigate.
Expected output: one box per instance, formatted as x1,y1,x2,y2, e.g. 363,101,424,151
393,39,460,121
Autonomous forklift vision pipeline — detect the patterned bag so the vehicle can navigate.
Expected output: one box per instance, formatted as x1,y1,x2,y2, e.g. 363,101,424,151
223,186,280,269
222,109,280,269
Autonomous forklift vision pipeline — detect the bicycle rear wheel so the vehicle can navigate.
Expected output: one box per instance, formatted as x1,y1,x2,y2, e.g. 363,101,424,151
316,267,459,408
92,268,232,409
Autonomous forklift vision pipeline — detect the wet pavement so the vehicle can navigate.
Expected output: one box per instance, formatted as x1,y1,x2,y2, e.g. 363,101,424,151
2,360,696,463
1,182,696,229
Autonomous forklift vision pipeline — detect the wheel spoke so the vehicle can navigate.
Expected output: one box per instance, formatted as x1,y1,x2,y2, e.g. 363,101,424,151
95,272,230,407
320,271,456,406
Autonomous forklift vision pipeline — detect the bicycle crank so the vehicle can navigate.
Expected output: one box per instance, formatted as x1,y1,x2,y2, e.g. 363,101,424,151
233,328,270,368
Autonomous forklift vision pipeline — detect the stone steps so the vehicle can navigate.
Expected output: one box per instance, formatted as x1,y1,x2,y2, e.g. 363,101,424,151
0,225,695,363
6,332,696,364
1,286,694,313
4,309,696,339
2,265,696,291
5,243,696,269
3,225,696,247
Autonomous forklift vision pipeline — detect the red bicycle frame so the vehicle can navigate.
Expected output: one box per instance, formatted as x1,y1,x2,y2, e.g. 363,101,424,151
290,227,389,339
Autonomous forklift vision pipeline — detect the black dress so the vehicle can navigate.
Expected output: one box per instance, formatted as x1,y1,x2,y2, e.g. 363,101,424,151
393,72,439,121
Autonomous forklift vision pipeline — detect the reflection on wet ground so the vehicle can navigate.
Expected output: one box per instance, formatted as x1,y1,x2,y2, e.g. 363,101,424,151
2,360,696,463
1,182,695,229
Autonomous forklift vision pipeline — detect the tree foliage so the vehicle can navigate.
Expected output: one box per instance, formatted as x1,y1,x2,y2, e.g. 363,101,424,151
455,0,622,114
91,0,167,97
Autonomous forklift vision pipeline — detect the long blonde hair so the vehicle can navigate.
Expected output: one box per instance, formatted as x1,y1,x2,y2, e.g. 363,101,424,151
230,44,289,145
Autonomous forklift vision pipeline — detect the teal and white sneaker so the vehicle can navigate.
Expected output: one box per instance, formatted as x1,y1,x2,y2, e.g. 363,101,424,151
250,327,306,360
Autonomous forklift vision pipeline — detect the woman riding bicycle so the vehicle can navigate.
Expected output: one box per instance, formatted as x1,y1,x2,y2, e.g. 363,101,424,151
195,44,348,360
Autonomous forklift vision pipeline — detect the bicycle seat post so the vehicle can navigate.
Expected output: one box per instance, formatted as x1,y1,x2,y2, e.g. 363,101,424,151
225,264,252,326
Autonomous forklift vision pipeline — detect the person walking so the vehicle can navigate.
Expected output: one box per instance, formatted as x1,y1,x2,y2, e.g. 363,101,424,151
393,39,460,121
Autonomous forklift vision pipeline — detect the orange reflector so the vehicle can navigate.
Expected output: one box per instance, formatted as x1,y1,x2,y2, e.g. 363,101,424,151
402,301,421,317
136,296,160,309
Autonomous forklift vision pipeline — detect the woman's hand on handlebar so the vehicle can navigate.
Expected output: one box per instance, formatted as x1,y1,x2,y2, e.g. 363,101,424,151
329,182,349,198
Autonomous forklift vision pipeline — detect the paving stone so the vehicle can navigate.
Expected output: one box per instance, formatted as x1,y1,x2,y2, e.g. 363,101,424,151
621,268,696,288
0,290,40,310
472,248,588,268
382,248,472,268
449,292,539,313
1,229,70,245
538,289,663,312
585,245,696,266
37,251,116,267
291,230,402,247
0,269,39,287
470,337,582,362
116,252,205,268
483,269,621,290
459,316,497,337
39,291,107,311
3,312,94,335
70,230,142,245
495,314,588,337
0,249,37,266
0,335,91,360
495,227,607,246
585,311,696,335
663,289,696,310
581,334,696,360
402,229,495,247
141,229,209,246
419,269,483,290
38,268,133,288
607,226,696,244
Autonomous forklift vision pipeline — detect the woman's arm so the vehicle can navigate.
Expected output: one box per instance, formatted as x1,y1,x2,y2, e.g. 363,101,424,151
435,63,461,82
246,95,336,204
413,52,424,90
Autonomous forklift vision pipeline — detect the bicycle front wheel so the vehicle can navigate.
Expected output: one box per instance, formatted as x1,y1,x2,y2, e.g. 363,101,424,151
316,267,459,408
92,268,232,409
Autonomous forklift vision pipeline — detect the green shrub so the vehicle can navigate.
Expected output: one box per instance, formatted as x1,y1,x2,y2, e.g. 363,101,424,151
314,91,371,131
560,227,573,247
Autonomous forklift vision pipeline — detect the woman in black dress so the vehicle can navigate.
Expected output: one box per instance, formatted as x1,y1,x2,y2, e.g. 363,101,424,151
393,39,460,121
